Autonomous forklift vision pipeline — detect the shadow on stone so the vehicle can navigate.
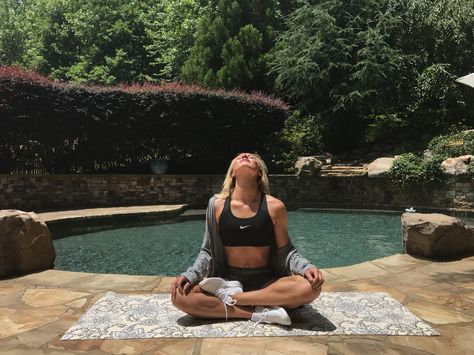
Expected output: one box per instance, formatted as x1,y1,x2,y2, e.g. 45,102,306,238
428,268,474,285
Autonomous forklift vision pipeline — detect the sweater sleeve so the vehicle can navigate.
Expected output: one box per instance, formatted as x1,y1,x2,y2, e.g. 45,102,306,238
181,248,211,285
272,241,316,276
180,198,213,284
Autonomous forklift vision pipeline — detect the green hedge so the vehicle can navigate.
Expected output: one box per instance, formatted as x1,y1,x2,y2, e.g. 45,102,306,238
427,131,474,158
0,67,288,174
389,130,474,186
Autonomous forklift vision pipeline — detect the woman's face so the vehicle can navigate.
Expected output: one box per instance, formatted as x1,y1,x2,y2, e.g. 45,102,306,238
231,153,260,177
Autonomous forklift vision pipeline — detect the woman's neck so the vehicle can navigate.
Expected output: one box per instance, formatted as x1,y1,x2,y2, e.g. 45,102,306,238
232,178,260,204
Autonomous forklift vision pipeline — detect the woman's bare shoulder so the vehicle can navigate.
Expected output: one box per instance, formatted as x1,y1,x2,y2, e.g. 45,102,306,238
265,194,287,212
213,196,225,222
213,196,225,207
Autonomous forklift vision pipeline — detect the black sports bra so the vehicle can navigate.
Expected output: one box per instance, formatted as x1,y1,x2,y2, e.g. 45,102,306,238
219,193,275,247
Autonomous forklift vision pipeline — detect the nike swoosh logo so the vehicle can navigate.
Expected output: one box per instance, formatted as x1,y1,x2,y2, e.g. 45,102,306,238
240,225,251,229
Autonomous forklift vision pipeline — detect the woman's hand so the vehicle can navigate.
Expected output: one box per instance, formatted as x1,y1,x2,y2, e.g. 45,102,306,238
304,267,324,289
171,275,191,296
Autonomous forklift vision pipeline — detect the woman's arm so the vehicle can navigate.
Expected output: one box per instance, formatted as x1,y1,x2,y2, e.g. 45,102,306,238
173,197,215,293
270,197,323,287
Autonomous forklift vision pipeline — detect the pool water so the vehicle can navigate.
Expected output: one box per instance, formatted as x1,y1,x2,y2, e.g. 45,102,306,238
53,211,406,275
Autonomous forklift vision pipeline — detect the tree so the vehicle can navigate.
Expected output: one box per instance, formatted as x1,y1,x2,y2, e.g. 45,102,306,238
270,0,474,153
141,0,208,82
270,0,402,151
181,0,296,91
18,0,155,84
0,0,26,65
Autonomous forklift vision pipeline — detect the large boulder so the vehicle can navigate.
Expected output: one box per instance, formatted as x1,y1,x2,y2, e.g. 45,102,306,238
368,157,395,178
402,213,474,258
0,210,55,278
441,155,474,175
294,156,323,176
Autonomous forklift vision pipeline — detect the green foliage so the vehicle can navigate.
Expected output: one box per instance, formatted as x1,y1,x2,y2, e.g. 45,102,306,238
270,0,474,152
427,130,474,158
467,161,474,179
270,0,403,151
0,0,26,65
365,113,408,145
390,130,474,186
181,0,292,91
265,110,324,172
389,153,446,187
282,111,324,157
2,0,172,84
142,0,207,82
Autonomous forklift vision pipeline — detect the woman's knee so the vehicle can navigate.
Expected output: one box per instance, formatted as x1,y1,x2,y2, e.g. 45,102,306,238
171,291,193,312
297,277,322,304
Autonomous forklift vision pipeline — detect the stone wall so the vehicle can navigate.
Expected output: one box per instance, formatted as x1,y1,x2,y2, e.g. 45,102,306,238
0,174,473,212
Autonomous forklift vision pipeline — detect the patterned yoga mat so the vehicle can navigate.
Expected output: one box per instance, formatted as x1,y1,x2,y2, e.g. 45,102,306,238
61,291,438,339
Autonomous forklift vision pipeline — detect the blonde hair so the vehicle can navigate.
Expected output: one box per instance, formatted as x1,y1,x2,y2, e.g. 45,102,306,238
216,153,270,199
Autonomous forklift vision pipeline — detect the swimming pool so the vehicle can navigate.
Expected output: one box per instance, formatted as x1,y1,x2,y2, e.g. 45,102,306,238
53,210,406,275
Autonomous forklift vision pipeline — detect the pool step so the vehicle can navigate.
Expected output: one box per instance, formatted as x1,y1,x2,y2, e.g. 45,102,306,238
320,165,367,177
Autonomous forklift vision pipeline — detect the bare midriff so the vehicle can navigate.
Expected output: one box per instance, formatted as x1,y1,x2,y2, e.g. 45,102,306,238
225,246,271,268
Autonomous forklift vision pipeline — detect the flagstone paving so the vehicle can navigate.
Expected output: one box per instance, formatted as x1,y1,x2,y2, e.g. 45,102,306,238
1,254,473,354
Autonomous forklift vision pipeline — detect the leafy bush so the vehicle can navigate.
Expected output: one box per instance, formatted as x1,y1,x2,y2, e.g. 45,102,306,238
427,130,474,158
389,153,446,187
281,111,323,156
467,161,474,179
390,130,474,185
0,66,288,174
263,110,324,173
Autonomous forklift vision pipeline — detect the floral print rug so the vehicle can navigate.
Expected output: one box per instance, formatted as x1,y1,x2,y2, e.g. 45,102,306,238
61,291,438,339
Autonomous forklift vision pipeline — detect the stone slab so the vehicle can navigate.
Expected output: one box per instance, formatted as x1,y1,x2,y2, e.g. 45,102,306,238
22,289,90,307
152,277,172,293
323,280,406,303
65,274,160,291
371,254,431,273
0,284,26,307
406,299,474,324
65,298,88,309
0,305,69,339
201,338,328,355
325,261,389,281
0,284,26,295
38,204,187,222
6,270,95,287
100,339,160,354
329,339,427,355
389,323,474,355
15,314,79,349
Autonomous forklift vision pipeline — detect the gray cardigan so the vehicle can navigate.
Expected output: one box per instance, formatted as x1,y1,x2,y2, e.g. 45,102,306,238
181,195,316,285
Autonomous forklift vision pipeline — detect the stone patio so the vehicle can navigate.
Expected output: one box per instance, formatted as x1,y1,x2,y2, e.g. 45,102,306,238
1,206,473,354
1,254,473,354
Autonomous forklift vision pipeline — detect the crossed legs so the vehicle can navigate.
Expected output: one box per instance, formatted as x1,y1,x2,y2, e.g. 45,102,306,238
171,275,322,319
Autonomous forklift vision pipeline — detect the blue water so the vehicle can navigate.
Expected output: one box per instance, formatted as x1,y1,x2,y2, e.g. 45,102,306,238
53,211,407,275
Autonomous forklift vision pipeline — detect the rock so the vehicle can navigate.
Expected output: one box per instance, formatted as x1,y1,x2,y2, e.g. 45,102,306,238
0,209,55,278
423,149,433,160
441,155,473,175
294,156,323,176
402,213,474,258
367,157,395,177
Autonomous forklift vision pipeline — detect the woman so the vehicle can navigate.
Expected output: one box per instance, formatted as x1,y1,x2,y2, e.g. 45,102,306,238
171,153,324,325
